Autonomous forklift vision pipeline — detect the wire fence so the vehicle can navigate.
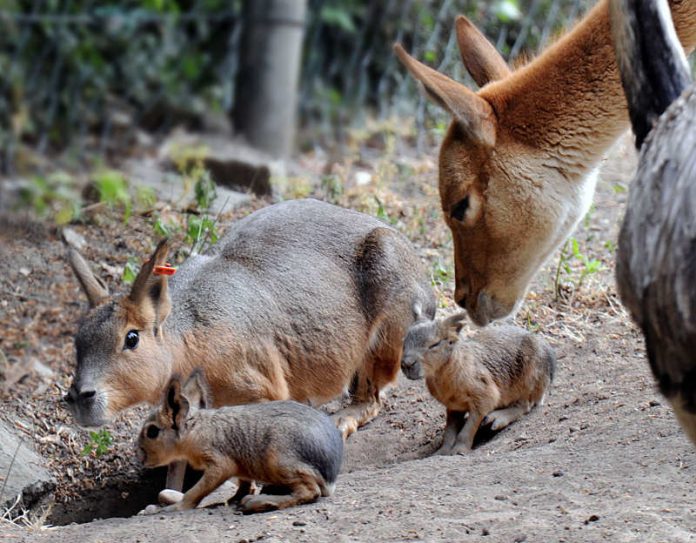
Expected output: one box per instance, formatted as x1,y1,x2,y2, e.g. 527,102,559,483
0,0,595,175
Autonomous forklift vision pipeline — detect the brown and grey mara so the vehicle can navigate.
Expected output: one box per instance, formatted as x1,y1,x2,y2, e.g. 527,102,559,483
138,370,343,514
401,309,555,455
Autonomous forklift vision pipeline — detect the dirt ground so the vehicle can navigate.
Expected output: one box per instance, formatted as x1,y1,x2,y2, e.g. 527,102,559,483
1,132,694,542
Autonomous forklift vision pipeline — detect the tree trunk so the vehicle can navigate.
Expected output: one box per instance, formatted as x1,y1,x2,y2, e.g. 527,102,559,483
233,0,307,160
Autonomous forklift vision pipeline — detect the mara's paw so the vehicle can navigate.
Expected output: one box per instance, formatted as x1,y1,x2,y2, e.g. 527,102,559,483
239,495,279,514
138,504,162,516
158,489,184,506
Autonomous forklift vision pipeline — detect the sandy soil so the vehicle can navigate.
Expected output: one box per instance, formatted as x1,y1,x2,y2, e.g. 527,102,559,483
1,133,694,542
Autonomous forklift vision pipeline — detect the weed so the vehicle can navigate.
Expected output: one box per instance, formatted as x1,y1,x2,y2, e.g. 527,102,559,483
81,429,113,457
93,170,132,222
18,172,81,225
153,215,178,238
193,166,217,210
320,175,344,203
121,257,139,285
374,196,398,226
554,237,604,299
134,185,157,212
185,215,219,255
431,259,451,289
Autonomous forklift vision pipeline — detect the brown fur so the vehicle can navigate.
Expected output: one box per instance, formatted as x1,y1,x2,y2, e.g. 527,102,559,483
401,312,555,454
395,0,696,326
138,371,343,514
66,201,436,447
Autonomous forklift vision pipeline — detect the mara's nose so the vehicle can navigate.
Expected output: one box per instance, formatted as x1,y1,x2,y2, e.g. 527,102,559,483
64,385,96,404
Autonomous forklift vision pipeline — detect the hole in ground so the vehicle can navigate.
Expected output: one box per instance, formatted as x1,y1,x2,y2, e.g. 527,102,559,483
48,467,203,526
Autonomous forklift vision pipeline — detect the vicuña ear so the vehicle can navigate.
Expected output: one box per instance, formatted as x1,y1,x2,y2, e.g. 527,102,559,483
67,248,110,307
128,239,172,329
182,368,212,412
393,44,497,147
455,15,511,87
442,312,468,337
163,375,190,434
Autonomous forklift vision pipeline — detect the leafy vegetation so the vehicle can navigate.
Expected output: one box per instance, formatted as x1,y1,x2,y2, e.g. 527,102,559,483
81,429,113,457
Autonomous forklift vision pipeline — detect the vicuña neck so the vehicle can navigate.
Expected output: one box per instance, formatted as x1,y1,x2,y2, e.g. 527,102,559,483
481,0,696,178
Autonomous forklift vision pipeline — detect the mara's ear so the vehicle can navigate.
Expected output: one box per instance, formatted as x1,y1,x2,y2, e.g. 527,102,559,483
128,239,172,329
441,312,468,339
181,368,212,412
393,43,496,147
67,248,110,307
455,15,511,87
413,302,426,322
162,375,190,434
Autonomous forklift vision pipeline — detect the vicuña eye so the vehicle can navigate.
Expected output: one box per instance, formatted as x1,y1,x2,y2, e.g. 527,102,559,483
124,330,139,350
146,425,160,439
428,340,442,350
451,197,469,222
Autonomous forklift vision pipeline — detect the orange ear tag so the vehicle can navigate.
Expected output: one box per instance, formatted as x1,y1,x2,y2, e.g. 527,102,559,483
153,263,177,276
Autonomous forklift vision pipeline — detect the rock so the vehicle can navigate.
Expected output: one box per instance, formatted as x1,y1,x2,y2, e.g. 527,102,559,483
123,157,251,215
0,420,55,511
158,130,284,197
62,227,87,251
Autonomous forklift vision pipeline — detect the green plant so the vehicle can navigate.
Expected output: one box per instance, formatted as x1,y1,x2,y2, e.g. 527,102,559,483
134,185,157,212
18,172,81,225
153,215,178,238
554,237,603,299
121,257,139,285
431,259,451,289
93,170,132,222
185,215,219,255
374,196,398,226
81,429,113,457
320,175,344,203
193,167,217,210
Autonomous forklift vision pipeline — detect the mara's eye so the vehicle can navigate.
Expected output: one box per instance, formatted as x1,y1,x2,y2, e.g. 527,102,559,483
451,197,469,222
428,340,442,350
124,330,139,350
145,425,160,439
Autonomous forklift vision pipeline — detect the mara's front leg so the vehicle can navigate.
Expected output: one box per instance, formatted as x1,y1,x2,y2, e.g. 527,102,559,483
450,410,486,455
435,410,466,455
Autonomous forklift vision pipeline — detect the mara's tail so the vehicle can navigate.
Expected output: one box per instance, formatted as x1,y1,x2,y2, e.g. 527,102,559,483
610,0,693,148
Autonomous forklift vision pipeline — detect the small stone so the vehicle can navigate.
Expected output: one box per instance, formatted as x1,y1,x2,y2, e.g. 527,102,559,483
62,227,87,250
19,267,30,277
292,520,307,527
552,470,564,477
584,514,600,524
494,495,507,501
649,400,661,407
482,528,490,536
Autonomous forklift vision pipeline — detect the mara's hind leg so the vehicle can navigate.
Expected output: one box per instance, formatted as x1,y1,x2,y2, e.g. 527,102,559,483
332,374,381,440
240,473,322,514
482,403,532,431
332,324,403,440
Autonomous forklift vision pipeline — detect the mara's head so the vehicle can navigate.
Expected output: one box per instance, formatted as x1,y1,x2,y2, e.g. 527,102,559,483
401,307,467,380
65,240,174,427
395,15,594,325
138,370,210,468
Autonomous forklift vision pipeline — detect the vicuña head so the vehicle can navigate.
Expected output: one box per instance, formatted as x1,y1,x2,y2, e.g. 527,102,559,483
395,1,696,325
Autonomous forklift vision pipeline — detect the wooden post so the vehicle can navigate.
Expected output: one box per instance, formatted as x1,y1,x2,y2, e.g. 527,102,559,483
233,0,307,160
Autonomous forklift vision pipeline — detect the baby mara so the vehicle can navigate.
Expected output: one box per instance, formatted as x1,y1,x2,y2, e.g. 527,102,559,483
138,369,343,514
402,309,555,455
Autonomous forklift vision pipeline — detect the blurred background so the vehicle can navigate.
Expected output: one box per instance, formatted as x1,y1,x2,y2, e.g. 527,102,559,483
1,0,594,176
